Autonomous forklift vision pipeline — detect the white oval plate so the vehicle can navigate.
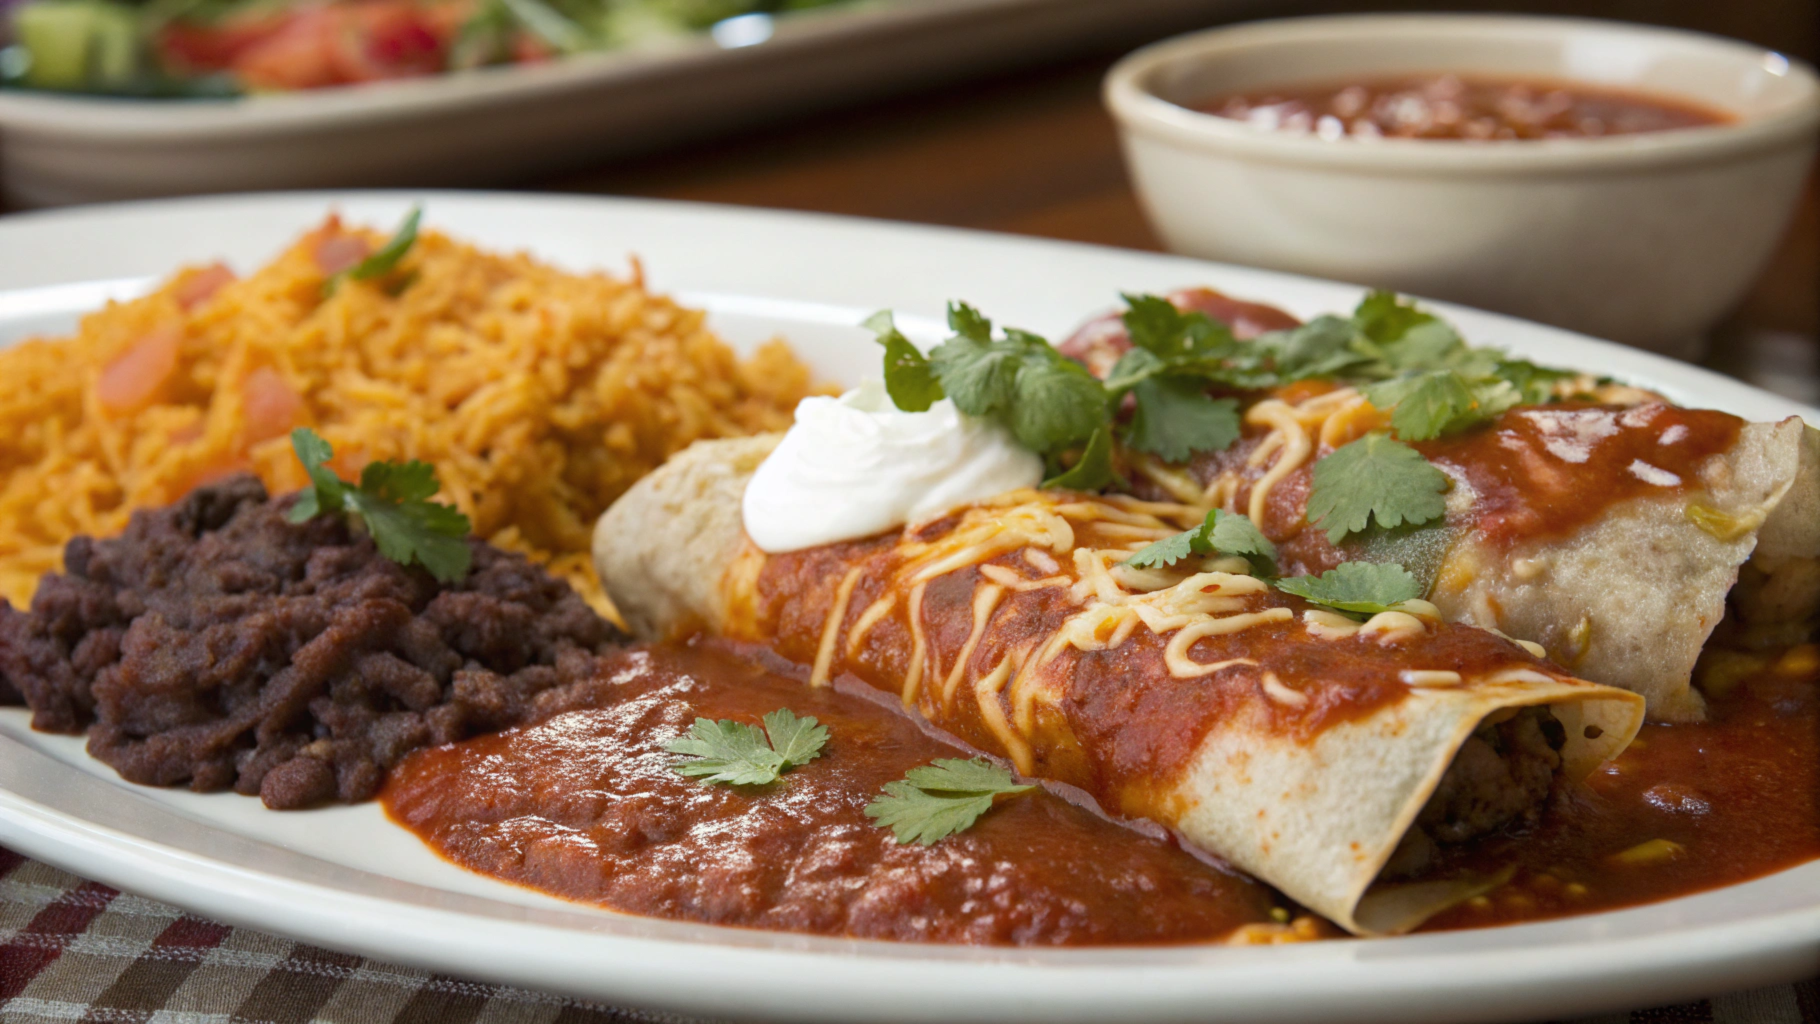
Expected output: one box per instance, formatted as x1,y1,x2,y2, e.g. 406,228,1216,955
0,191,1815,1024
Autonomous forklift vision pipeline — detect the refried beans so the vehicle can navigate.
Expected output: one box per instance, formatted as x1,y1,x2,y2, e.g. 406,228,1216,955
0,475,625,808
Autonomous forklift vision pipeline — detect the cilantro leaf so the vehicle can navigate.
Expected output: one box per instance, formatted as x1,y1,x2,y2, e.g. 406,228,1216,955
1120,293,1237,362
1103,346,1165,393
1469,378,1523,421
864,757,1033,846
1008,352,1106,451
286,428,345,524
1043,426,1122,491
342,479,473,585
1124,529,1197,570
1382,319,1466,371
1207,509,1278,575
357,457,440,503
1275,561,1424,615
1125,508,1276,575
285,428,473,583
1121,293,1193,355
1497,358,1580,404
667,708,827,786
350,206,422,282
324,206,422,296
762,708,831,766
928,332,1019,417
1251,316,1371,383
1352,289,1434,345
1126,377,1241,463
1366,369,1527,442
865,311,943,412
667,718,785,785
1366,371,1479,441
1305,433,1450,544
948,301,994,343
892,307,1117,471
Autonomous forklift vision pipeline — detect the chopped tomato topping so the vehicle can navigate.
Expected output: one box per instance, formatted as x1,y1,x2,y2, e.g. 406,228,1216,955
175,263,237,310
156,12,290,74
96,325,182,416
229,2,451,91
234,9,343,93
314,233,372,277
332,4,446,82
241,368,306,445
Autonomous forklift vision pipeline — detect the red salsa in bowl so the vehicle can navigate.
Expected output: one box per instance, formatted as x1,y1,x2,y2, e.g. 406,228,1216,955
1195,73,1733,141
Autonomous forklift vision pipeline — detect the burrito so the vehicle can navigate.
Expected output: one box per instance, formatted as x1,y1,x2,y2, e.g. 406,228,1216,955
594,435,1646,935
1064,293,1820,722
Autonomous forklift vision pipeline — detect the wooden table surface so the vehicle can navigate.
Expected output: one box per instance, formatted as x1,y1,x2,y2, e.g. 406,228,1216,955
543,51,1820,403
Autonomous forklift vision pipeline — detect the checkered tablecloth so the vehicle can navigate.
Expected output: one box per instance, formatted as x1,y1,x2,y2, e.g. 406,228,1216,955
0,846,1813,1024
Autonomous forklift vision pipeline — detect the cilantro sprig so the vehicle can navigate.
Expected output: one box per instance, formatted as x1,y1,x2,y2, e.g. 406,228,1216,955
868,299,1247,490
286,427,473,583
667,709,828,786
1125,508,1277,577
323,206,422,297
1304,432,1452,544
871,289,1579,542
865,757,1033,846
1274,562,1425,617
1121,507,1426,616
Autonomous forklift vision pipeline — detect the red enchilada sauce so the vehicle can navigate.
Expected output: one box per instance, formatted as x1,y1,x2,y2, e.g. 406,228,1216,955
1198,74,1731,141
382,641,1286,945
1415,402,1742,550
1425,650,1820,929
382,636,1820,943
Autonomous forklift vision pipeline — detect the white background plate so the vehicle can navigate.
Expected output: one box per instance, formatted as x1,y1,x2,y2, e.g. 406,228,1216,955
0,0,1248,208
0,191,1816,1024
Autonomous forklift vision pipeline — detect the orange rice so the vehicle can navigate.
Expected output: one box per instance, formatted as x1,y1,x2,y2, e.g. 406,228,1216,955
0,215,823,614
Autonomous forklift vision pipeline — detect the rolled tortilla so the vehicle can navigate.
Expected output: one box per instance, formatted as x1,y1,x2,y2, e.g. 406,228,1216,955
1422,417,1819,721
595,436,1645,935
1065,295,1820,723
1134,396,1820,723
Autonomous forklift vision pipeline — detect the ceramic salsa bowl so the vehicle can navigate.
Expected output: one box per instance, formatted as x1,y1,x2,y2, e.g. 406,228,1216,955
1104,15,1820,360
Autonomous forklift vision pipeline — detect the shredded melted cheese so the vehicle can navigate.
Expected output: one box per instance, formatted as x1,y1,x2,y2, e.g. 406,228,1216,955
814,492,1320,763
845,592,897,659
940,583,1006,711
1227,388,1375,523
810,567,863,687
1144,385,1388,529
790,486,1548,772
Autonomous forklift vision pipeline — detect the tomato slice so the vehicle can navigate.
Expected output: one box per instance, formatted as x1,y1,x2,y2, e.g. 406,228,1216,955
241,367,306,446
96,325,183,416
174,263,237,310
314,232,372,276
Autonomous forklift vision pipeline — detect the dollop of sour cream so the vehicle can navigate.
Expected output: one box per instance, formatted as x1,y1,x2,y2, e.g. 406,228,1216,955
742,379,1043,553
